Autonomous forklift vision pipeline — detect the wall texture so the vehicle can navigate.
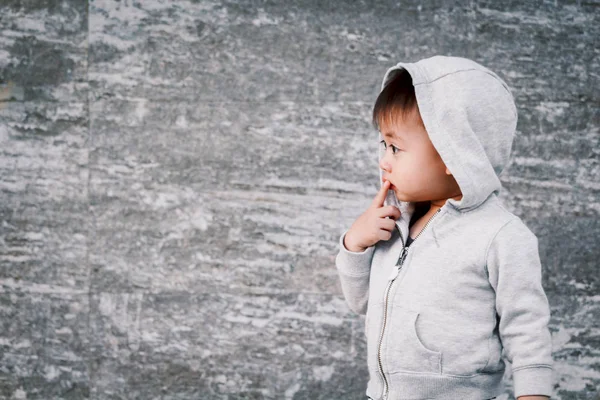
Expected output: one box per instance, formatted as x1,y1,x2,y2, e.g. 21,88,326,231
0,0,598,399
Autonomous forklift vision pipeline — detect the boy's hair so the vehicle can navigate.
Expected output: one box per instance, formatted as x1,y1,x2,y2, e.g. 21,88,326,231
372,68,425,131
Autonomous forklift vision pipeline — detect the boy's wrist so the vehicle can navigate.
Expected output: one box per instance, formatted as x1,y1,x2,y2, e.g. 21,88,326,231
343,233,366,253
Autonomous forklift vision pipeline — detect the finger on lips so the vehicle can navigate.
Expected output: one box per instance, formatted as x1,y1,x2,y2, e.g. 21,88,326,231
374,180,390,207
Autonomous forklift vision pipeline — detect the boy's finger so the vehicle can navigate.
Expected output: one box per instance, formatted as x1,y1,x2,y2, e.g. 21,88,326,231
372,179,390,208
381,205,401,220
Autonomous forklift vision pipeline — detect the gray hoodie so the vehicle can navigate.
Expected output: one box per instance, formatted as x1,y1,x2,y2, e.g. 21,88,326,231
335,56,553,400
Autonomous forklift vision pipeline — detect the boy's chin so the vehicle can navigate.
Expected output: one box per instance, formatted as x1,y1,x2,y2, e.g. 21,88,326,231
393,193,421,204
390,187,421,203
393,193,412,203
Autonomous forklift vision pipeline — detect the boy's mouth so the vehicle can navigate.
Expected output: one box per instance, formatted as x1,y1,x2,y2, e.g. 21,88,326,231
383,178,396,190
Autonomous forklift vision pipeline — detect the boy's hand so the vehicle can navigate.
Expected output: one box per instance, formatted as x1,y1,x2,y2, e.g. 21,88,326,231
344,179,401,252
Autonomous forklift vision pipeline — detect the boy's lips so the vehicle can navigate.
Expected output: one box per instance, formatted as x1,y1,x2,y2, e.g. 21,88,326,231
383,178,396,189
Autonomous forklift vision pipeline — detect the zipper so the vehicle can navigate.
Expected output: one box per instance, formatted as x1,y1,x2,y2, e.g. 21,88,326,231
376,207,441,400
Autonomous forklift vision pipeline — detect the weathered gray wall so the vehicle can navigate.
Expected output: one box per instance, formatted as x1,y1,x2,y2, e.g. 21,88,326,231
0,0,598,399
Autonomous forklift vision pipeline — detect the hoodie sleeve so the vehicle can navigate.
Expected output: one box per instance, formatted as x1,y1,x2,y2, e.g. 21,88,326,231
334,229,375,315
486,218,554,398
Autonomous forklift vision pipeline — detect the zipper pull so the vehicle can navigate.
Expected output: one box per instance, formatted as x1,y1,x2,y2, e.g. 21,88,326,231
396,246,408,267
388,247,409,281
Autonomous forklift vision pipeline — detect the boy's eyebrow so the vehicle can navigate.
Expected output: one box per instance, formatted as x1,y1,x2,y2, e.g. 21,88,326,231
383,131,404,141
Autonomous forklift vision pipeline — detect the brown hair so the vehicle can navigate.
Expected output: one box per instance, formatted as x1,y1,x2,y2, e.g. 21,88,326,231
372,67,424,131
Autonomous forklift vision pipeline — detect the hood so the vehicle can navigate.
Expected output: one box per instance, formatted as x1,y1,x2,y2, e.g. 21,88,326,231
378,55,518,239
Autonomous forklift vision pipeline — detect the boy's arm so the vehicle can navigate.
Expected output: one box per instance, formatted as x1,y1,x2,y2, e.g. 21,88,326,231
334,229,375,315
486,218,554,399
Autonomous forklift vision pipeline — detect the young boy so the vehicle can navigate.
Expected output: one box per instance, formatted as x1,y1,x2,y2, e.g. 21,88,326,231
335,55,553,400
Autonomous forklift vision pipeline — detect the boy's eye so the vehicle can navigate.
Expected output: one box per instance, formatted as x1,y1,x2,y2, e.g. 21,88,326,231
379,140,401,155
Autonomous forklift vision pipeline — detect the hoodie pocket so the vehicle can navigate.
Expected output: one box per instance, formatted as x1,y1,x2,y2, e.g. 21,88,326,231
385,306,442,375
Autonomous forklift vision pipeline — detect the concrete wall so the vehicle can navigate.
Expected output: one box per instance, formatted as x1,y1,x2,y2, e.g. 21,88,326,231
0,1,598,399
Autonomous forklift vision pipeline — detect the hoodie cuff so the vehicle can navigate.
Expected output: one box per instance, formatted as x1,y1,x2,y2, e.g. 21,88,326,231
336,230,375,276
513,365,553,398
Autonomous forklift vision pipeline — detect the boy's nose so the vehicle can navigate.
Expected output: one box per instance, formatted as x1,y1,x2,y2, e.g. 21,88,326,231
379,146,393,170
379,157,391,172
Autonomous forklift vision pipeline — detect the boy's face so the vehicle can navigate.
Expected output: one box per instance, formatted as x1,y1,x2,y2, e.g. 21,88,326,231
378,109,462,203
